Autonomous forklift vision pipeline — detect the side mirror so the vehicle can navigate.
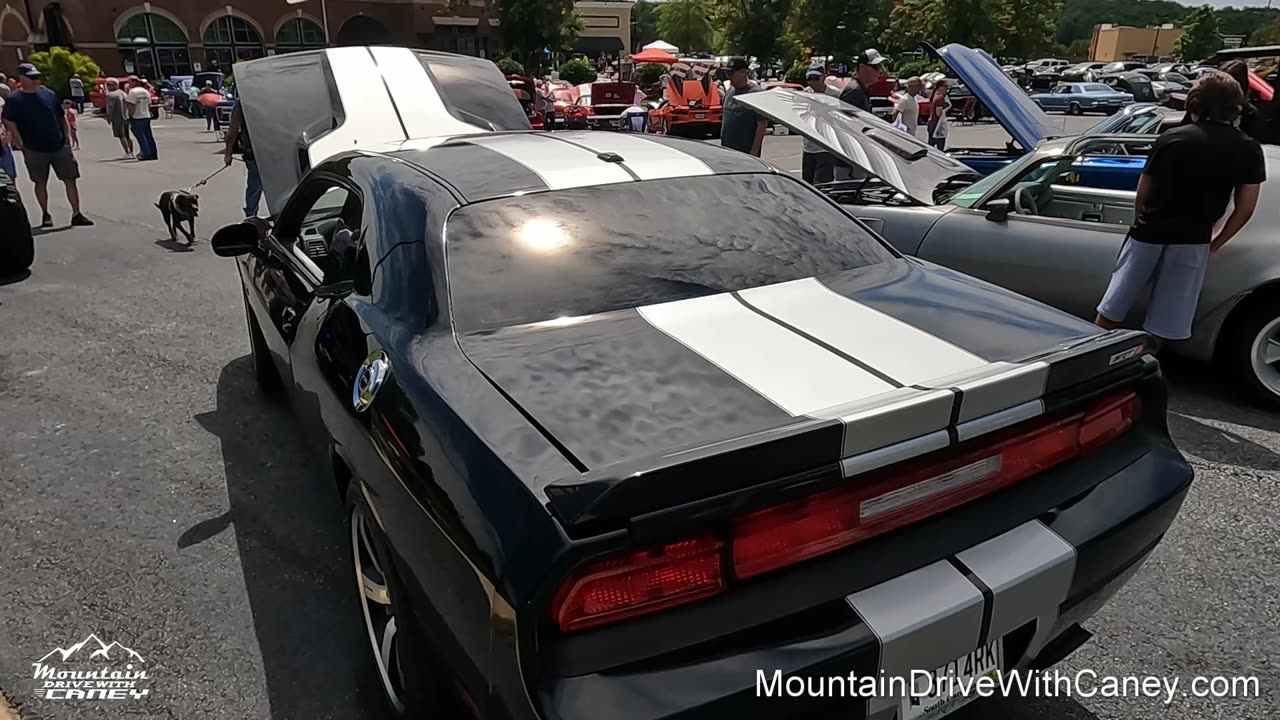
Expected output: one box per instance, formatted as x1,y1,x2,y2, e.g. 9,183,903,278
985,198,1011,223
211,222,264,258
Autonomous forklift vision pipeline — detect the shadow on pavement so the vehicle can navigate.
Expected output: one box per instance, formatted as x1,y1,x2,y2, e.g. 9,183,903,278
186,356,390,720
0,269,31,286
1162,355,1280,435
31,226,71,237
951,694,1103,720
154,238,196,253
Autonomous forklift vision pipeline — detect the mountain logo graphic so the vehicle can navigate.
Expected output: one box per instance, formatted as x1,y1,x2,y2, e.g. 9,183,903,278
37,635,145,664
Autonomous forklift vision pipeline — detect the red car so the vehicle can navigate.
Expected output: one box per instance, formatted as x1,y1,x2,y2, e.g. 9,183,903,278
89,77,160,119
507,75,544,130
550,87,589,129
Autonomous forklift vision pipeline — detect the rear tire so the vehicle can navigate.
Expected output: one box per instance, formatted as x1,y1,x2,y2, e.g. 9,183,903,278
347,484,467,718
244,296,282,395
1222,300,1280,410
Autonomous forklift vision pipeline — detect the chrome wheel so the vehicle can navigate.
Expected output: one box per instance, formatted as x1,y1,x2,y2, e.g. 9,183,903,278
1249,315,1280,399
352,506,406,712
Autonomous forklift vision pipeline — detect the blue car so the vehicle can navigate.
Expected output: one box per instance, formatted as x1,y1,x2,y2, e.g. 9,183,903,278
1031,82,1135,115
922,43,1148,190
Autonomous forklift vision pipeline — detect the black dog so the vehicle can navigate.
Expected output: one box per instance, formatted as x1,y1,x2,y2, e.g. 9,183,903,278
156,190,199,244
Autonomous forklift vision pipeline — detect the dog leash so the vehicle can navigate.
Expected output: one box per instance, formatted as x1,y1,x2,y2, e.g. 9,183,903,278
184,164,230,192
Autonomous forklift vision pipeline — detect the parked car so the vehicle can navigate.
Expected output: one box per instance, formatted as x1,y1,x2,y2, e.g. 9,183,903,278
735,88,1280,408
1061,62,1107,82
584,81,643,130
1100,61,1147,74
217,46,1193,720
550,87,589,129
1083,103,1182,136
1097,72,1158,103
1030,82,1134,115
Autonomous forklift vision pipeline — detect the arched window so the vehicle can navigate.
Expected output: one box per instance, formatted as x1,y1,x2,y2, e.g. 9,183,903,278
116,12,191,80
203,16,264,72
276,18,325,54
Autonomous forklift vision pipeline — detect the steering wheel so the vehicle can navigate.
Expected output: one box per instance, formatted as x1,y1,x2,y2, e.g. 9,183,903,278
1014,185,1040,215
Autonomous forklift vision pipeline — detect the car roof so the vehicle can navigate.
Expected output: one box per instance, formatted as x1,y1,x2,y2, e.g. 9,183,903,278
391,130,773,203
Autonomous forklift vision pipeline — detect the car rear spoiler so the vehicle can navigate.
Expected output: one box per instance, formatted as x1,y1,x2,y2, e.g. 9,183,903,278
544,329,1152,536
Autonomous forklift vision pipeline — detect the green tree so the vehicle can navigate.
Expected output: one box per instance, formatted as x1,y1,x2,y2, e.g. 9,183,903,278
714,0,795,67
882,0,996,54
26,47,100,100
496,56,527,75
1175,5,1222,62
787,0,887,63
1249,14,1280,46
658,0,715,53
559,57,598,85
632,0,661,51
636,62,667,85
994,0,1063,60
496,0,579,72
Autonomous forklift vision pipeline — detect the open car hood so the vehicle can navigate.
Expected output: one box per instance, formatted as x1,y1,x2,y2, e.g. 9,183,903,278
730,89,978,206
233,46,530,216
923,43,1064,151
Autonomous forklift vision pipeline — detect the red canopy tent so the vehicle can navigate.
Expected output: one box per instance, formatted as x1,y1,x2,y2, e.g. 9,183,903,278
631,48,678,64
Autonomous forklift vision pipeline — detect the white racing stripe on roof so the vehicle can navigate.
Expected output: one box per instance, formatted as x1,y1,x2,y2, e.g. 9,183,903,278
368,46,480,138
467,134,633,189
738,278,991,385
637,292,896,416
552,133,714,180
309,47,408,165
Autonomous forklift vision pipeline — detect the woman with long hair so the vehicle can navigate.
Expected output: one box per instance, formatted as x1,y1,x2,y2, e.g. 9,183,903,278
926,80,952,151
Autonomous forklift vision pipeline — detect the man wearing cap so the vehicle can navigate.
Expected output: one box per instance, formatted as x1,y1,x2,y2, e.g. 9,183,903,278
1,63,92,227
125,74,157,160
839,49,887,112
720,57,766,157
801,64,842,184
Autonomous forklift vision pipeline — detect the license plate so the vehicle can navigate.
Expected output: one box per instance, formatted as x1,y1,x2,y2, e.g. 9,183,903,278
695,113,706,119
902,640,1002,720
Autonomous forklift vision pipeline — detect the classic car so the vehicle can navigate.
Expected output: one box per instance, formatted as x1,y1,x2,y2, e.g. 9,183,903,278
920,44,1148,189
1030,82,1135,115
1097,72,1158,104
735,88,1280,407
550,87,589,129
507,75,544,130
584,81,644,130
1082,103,1183,136
214,45,1192,720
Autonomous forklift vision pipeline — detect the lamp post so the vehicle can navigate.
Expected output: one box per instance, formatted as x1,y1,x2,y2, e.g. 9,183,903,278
831,21,847,62
286,0,331,45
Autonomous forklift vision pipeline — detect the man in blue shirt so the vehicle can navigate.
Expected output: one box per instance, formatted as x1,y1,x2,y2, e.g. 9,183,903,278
1,63,92,227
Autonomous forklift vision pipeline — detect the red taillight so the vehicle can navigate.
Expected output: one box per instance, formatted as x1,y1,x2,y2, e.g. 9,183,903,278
552,391,1140,632
553,537,725,632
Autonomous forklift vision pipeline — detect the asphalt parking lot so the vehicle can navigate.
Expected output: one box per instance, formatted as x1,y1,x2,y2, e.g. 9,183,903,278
1,114,1276,720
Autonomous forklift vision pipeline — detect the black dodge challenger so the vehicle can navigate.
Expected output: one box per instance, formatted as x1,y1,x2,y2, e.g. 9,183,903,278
213,47,1193,720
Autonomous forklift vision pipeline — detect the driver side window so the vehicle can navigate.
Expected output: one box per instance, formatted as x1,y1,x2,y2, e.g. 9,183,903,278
277,179,365,284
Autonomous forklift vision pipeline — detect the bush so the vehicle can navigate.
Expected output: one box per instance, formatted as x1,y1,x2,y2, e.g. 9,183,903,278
784,61,810,85
636,62,666,85
496,56,526,76
559,58,598,85
26,47,100,100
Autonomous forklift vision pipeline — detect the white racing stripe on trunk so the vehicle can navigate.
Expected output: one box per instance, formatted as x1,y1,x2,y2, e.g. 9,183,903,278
637,293,896,416
553,133,713,180
738,278,991,385
468,134,634,189
814,386,955,457
921,361,1050,423
309,47,408,166
368,47,481,138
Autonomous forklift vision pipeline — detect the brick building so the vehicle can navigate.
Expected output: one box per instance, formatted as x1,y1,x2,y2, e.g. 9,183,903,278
0,0,632,78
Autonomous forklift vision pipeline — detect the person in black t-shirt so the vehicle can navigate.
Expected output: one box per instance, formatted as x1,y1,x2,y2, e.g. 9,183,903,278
1096,72,1265,348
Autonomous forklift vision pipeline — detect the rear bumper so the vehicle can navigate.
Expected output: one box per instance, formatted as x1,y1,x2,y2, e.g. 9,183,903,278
533,441,1191,720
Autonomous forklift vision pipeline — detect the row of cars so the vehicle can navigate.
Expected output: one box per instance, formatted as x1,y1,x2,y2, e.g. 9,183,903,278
206,45,1196,720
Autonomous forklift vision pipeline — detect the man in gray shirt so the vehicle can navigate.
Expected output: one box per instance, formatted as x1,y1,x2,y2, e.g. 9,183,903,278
104,78,133,158
720,57,766,156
